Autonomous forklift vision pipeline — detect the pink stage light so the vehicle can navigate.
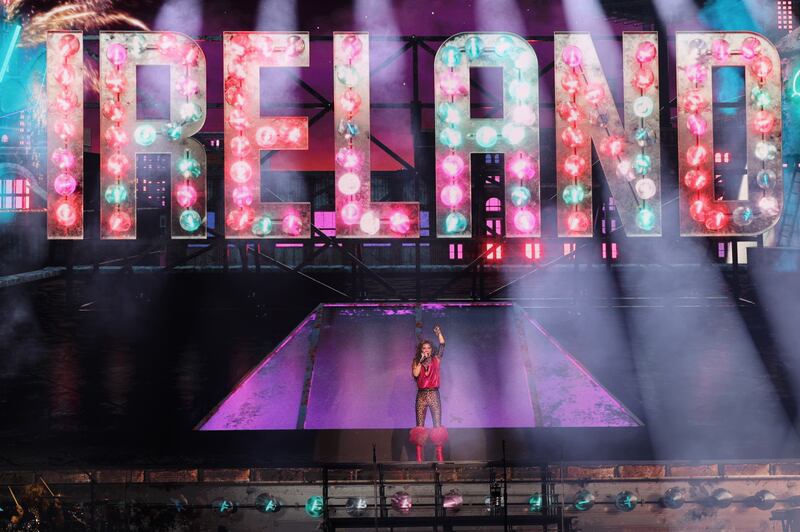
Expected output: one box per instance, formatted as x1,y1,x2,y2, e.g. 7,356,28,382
229,161,253,184
389,211,411,234
176,183,198,208
232,185,254,207
441,155,465,178
561,45,583,68
340,202,361,225
440,184,464,207
55,202,78,227
108,211,133,233
282,213,303,236
513,210,536,233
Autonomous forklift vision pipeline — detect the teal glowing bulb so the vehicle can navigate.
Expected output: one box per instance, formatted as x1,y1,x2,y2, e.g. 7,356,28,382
633,153,652,175
177,157,201,179
440,45,461,68
465,36,484,60
251,216,273,237
179,209,202,232
439,128,463,148
562,184,585,205
134,124,157,147
104,184,128,205
636,206,656,231
475,126,498,148
444,212,468,234
510,186,531,207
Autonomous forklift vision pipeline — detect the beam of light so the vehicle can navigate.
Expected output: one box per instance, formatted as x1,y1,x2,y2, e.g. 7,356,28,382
154,0,202,34
257,0,297,30
562,0,620,77
0,21,20,82
474,0,525,34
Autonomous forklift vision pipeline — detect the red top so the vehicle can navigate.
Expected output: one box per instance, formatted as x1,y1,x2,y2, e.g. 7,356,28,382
415,343,444,389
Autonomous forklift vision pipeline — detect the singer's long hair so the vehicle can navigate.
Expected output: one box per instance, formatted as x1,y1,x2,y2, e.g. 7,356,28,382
415,340,434,363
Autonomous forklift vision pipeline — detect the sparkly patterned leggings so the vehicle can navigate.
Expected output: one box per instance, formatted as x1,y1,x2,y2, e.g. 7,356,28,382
415,389,442,427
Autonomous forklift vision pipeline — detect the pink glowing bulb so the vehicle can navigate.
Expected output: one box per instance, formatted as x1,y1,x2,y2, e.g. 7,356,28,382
176,183,198,208
601,135,624,157
108,211,132,233
101,100,125,122
563,154,587,178
684,170,709,191
58,34,80,58
686,145,708,167
106,43,128,66
681,89,706,113
54,66,75,87
341,34,363,61
561,45,583,68
686,113,708,136
229,161,253,183
104,126,129,148
255,126,278,147
106,153,130,177
282,213,303,236
514,210,537,233
441,155,465,178
230,136,251,157
157,33,178,56
336,147,362,170
560,127,585,149
181,44,200,66
633,67,655,91
341,202,361,225
508,153,536,180
704,209,727,231
753,110,775,134
54,120,77,141
389,211,411,235
439,71,466,97
176,76,199,97
512,105,536,126
55,201,77,227
583,83,605,106
226,207,255,231
685,63,707,85
104,70,126,94
440,184,464,207
54,173,77,196
689,198,708,222
55,91,77,113
556,101,581,123
750,55,773,78
51,148,75,170
635,41,657,64
340,88,363,114
338,172,361,195
228,109,249,131
232,185,254,207
711,39,730,62
560,72,581,95
759,196,780,216
282,126,302,145
741,37,760,60
567,211,590,233
224,86,246,108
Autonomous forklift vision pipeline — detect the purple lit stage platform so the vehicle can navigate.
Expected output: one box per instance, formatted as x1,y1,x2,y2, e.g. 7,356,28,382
199,303,640,431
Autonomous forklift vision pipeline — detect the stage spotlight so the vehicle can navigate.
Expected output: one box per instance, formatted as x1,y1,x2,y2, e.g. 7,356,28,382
442,489,463,511
305,496,324,518
391,491,412,513
662,487,686,509
708,488,733,508
573,489,595,511
528,492,543,512
211,497,237,515
615,490,638,512
751,490,777,510
345,496,368,517
255,493,280,513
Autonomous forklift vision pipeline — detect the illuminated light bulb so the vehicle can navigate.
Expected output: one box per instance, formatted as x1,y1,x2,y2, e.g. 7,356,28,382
444,212,468,234
601,135,624,157
54,173,77,196
583,83,605,106
337,119,359,139
475,126,498,148
341,202,361,225
55,91,77,113
106,153,130,177
465,36,484,60
439,128,463,148
106,43,128,66
441,154,465,177
635,41,657,64
633,95,654,118
741,37,760,60
751,86,772,108
635,177,657,199
226,207,255,231
179,209,202,232
759,196,780,216
616,159,635,181
437,102,461,125
389,211,412,234
732,206,753,226
440,184,464,207
336,147,362,170
51,148,75,170
562,184,585,205
128,34,147,57
341,34,362,61
752,110,775,134
636,205,657,231
440,45,461,68
511,105,536,126
686,113,707,136
54,120,77,141
634,127,656,148
560,126,585,149
227,109,249,131
560,72,581,95
756,169,776,190
557,101,581,123
232,185,254,207
134,125,157,147
230,136,251,157
340,88,363,113
508,153,536,180
251,216,273,236
224,86,245,108
104,70,126,94
256,126,278,147
335,65,360,86
514,50,535,70
104,126,129,148
754,141,777,161
256,35,274,59
514,210,536,232
688,38,707,57
684,169,709,191
230,160,253,183
510,186,531,207
55,65,75,86
181,44,200,67
566,211,590,233
711,39,730,62
501,124,525,146
439,71,466,97
180,102,203,123
685,144,708,167
685,63,707,84
157,33,178,56
338,172,361,195
55,201,77,227
104,183,128,204
750,55,773,78
494,35,514,57
359,211,380,235
633,67,655,91
704,209,727,231
229,34,250,57
561,45,583,68
101,100,125,122
58,34,80,58
286,35,306,57
682,89,706,113
176,183,198,208
509,79,532,100
282,126,303,145
563,154,587,178
689,198,708,222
